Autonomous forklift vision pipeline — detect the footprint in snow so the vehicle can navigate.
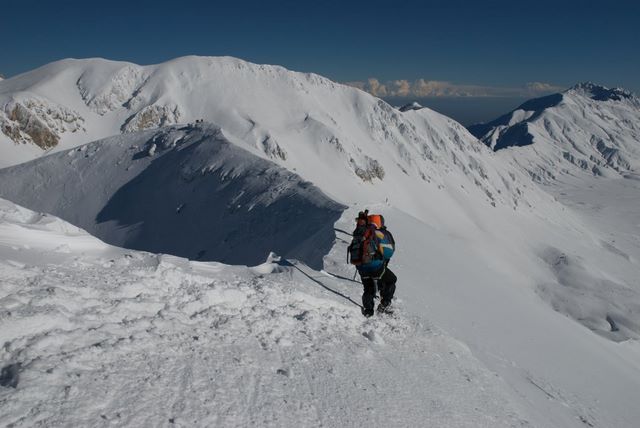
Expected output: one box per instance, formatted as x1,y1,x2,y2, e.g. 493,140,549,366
362,329,385,345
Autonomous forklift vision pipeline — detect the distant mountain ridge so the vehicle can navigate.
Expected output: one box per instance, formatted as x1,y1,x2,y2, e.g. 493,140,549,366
468,82,640,182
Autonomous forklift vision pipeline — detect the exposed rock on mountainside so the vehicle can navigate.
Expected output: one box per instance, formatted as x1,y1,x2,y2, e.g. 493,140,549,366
399,101,424,112
0,98,84,149
122,104,181,132
351,156,385,181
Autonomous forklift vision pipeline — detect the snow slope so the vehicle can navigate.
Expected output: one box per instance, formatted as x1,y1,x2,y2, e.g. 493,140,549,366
468,83,640,182
0,198,537,427
325,200,640,428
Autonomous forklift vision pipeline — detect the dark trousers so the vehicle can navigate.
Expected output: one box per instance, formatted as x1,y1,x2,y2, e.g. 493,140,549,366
360,266,397,311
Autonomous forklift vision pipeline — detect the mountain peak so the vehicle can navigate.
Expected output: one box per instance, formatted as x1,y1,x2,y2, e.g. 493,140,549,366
399,101,424,112
568,82,635,102
469,80,640,181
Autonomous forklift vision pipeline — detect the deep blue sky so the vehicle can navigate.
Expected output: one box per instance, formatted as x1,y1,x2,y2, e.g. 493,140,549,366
1,0,639,102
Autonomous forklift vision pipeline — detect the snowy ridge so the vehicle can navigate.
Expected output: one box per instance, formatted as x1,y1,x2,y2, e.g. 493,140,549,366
468,82,640,182
0,198,535,427
0,123,344,268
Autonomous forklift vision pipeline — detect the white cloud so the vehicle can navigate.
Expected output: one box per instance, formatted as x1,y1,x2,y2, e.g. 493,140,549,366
344,78,564,98
366,78,388,97
524,81,565,95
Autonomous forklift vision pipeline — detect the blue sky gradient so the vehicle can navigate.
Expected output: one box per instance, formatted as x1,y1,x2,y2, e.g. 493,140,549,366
1,0,638,111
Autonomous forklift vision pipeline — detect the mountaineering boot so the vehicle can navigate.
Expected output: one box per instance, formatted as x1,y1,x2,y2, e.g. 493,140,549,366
377,301,391,313
361,307,374,318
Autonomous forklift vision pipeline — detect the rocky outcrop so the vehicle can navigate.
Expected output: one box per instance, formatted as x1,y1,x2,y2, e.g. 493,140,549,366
121,104,181,133
351,156,385,182
260,134,287,160
0,98,85,149
399,102,424,112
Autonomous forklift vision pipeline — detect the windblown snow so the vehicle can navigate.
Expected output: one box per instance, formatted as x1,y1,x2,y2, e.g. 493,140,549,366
1,57,640,428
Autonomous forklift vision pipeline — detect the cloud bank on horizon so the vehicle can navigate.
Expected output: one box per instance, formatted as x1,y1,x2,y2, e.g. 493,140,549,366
345,78,564,98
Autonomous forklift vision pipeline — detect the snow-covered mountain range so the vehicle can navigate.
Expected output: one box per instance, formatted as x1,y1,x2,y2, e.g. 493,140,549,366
0,56,494,190
2,57,640,427
469,82,640,182
0,57,554,248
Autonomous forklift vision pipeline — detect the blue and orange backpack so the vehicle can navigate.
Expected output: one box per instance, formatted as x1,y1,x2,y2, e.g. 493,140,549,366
348,210,395,273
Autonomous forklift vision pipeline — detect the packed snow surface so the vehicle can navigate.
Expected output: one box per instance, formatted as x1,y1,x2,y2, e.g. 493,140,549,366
0,199,536,427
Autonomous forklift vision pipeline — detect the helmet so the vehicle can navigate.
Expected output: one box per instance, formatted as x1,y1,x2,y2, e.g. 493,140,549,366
356,209,369,226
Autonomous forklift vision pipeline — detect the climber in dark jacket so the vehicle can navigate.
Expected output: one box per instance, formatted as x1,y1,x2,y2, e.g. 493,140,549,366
348,210,397,317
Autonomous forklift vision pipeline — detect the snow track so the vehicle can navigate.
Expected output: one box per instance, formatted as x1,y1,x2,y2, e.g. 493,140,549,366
0,199,532,427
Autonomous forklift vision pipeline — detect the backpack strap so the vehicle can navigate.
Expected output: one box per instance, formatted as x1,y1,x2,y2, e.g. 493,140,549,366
384,228,396,246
